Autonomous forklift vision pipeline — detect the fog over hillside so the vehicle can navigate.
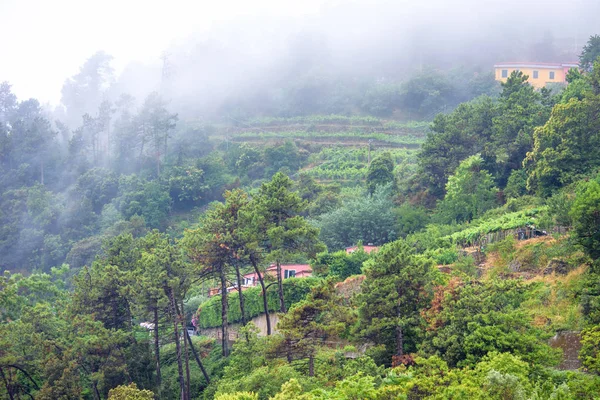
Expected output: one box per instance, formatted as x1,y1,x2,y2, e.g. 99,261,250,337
2,0,599,123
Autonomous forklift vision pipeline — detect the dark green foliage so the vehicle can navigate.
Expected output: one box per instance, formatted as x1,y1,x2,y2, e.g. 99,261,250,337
225,143,264,181
398,69,457,117
580,35,600,72
167,165,207,208
418,70,551,200
417,96,496,197
366,152,395,195
65,235,104,270
263,141,307,178
546,189,575,227
395,203,430,237
421,279,560,367
487,71,548,187
436,155,499,223
312,247,370,279
487,71,548,189
526,59,600,197
76,168,119,213
580,326,600,374
276,279,354,376
357,239,434,364
295,172,341,217
504,169,528,199
115,176,171,229
570,175,600,262
581,273,600,325
315,185,398,250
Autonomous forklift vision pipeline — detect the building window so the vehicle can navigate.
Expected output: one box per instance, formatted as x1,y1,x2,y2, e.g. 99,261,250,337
501,69,508,78
533,70,539,79
284,270,296,279
549,71,555,80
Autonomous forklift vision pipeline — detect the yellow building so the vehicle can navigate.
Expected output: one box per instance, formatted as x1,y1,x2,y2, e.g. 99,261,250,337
494,62,579,88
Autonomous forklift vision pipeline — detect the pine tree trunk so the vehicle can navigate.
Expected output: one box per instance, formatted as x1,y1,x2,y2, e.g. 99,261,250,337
180,299,191,400
220,268,229,357
234,264,247,326
153,305,162,397
276,260,286,313
184,329,210,384
396,288,404,357
167,287,186,400
106,125,110,156
309,354,315,377
157,154,160,177
91,380,101,400
251,257,271,335
177,304,210,384
138,133,145,172
0,367,14,400
164,132,168,173
40,158,44,185
395,325,404,357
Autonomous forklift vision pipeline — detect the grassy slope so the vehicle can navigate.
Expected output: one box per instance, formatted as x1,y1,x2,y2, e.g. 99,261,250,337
479,235,587,333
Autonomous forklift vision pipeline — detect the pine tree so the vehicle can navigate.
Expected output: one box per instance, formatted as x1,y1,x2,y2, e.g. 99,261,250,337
358,239,433,365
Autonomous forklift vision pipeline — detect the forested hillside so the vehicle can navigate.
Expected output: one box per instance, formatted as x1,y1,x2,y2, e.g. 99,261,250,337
3,19,600,400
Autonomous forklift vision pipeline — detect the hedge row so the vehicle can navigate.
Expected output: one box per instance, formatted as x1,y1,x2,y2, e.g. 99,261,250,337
196,277,320,328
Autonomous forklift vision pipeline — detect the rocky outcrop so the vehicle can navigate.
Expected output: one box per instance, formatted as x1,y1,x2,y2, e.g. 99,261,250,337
509,259,522,272
544,259,570,275
549,331,582,370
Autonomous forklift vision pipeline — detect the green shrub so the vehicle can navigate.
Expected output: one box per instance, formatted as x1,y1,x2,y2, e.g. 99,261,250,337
486,236,516,265
580,326,600,375
434,248,459,265
454,255,477,277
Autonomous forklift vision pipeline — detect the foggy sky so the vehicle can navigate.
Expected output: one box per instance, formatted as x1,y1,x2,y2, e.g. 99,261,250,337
0,0,326,104
1,0,598,106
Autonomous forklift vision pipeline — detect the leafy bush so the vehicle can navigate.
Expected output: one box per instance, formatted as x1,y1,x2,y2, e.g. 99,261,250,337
421,279,560,368
312,248,370,279
108,383,154,399
436,155,499,224
453,255,478,277
314,185,398,250
434,248,459,265
395,203,430,238
504,169,528,199
580,326,600,374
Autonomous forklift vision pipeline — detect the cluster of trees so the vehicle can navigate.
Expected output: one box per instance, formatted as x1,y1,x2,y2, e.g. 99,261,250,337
0,236,210,400
0,73,336,274
0,167,326,399
5,30,600,400
410,45,600,227
199,234,600,399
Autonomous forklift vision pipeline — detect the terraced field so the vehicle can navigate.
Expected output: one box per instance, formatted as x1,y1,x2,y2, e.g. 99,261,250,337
218,115,430,148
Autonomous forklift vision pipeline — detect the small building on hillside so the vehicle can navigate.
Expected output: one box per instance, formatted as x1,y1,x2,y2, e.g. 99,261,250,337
242,264,313,286
207,264,312,297
494,62,578,88
345,245,379,254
